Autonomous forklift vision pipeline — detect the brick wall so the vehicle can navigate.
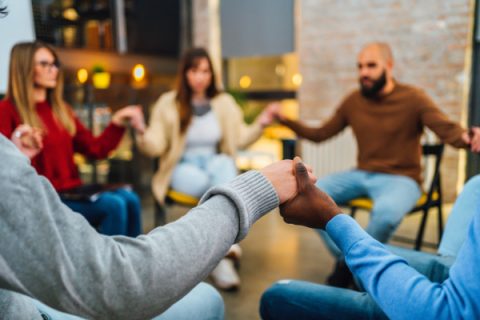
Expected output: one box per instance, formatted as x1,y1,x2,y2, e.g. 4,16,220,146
298,0,474,201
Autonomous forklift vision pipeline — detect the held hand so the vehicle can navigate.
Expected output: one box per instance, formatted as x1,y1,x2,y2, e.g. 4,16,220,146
11,124,44,159
466,127,480,153
268,102,287,122
112,105,146,134
260,158,316,204
279,157,342,229
258,102,282,127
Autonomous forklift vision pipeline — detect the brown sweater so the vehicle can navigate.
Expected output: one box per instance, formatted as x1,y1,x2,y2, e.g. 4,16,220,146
283,83,468,184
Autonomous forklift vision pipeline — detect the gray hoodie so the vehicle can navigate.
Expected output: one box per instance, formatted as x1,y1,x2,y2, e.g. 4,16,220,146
0,136,278,319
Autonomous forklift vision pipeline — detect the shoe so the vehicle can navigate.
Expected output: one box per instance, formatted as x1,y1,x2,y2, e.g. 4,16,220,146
225,244,242,269
326,260,354,288
210,258,240,291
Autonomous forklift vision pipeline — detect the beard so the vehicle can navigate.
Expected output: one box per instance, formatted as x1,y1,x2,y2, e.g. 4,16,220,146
360,70,387,99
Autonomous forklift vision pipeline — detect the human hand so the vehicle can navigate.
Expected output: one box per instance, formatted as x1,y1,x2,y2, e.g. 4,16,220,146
112,105,146,134
258,102,282,127
464,127,480,153
259,158,316,204
279,157,342,229
11,124,44,159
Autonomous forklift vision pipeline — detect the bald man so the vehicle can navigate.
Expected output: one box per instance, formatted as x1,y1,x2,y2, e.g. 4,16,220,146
273,42,480,288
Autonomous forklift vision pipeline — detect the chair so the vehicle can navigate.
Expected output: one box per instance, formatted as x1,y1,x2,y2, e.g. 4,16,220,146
348,144,445,251
153,159,200,226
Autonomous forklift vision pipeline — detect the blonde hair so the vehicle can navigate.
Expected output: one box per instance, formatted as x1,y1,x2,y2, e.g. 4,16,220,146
5,41,75,135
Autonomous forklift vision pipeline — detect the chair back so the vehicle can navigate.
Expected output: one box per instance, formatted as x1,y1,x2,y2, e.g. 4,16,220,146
421,144,444,204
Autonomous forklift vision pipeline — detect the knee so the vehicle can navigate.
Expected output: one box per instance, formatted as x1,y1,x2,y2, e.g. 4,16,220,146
123,190,141,208
260,281,293,320
196,283,224,320
98,194,128,220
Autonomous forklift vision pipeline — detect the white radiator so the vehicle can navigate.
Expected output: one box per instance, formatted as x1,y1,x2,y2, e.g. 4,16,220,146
300,128,357,179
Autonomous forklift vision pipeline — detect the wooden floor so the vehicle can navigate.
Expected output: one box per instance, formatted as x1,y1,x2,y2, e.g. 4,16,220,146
142,197,451,320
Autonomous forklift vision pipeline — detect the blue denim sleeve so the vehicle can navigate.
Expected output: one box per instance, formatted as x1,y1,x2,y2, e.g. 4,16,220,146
326,213,480,320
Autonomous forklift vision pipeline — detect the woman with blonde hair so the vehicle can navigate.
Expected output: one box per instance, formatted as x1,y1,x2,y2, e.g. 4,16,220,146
136,47,277,290
0,41,145,237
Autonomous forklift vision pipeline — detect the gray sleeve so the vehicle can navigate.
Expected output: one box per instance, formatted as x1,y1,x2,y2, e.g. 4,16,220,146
0,137,278,320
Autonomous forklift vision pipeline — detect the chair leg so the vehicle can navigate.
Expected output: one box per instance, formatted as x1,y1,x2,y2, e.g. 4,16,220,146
415,208,429,251
437,204,444,246
350,207,358,219
154,201,167,226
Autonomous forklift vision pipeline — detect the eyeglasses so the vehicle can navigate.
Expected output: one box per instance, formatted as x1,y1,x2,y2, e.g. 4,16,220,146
36,60,60,70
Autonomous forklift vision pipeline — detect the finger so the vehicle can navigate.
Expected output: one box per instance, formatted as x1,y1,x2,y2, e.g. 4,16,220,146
308,171,318,184
305,163,313,173
293,156,310,192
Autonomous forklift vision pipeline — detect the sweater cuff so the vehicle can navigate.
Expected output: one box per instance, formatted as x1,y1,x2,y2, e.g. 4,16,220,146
106,122,127,136
326,214,370,255
200,170,279,242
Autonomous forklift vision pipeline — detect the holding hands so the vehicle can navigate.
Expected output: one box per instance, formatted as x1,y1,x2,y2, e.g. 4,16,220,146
463,127,480,153
259,158,316,204
279,157,342,229
112,105,146,134
11,124,44,159
258,102,282,127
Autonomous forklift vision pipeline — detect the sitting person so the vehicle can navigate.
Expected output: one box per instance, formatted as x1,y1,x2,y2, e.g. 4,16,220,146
260,158,480,319
0,41,145,237
136,47,276,290
0,132,316,319
269,42,480,287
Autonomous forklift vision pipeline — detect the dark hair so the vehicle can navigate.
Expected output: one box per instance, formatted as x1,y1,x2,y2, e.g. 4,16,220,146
175,47,219,133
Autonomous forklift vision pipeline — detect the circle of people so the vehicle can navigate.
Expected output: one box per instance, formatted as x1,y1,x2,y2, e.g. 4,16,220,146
1,9,480,319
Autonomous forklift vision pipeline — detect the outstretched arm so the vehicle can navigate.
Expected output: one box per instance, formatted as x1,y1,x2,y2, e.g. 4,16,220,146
280,158,480,319
0,136,307,319
270,102,347,143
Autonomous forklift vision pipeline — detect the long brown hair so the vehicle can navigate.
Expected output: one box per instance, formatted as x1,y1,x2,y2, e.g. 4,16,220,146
175,47,219,133
5,41,75,134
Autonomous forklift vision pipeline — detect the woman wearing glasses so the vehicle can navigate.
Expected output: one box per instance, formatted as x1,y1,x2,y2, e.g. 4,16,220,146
0,41,145,237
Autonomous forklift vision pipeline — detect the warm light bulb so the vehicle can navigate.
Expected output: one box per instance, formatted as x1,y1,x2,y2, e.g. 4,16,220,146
239,75,252,89
63,8,79,21
132,64,146,82
77,68,88,84
292,73,302,87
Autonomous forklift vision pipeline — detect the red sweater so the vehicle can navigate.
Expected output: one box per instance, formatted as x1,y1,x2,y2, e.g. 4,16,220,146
0,99,125,191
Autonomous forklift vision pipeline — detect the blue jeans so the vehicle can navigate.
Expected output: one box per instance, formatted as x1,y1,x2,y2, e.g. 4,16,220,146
33,282,224,320
316,170,421,258
63,188,142,237
260,174,480,320
438,175,480,256
170,153,237,198
260,246,454,320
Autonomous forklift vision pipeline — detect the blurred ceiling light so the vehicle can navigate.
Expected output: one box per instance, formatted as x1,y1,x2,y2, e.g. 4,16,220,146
275,64,286,76
77,68,88,84
132,64,146,82
292,73,303,87
63,8,79,21
239,75,252,89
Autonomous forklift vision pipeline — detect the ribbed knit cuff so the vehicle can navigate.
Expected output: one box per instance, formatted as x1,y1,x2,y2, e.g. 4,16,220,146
200,170,279,242
326,214,369,256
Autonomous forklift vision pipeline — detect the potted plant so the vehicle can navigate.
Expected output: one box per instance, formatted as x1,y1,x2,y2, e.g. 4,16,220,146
92,64,110,89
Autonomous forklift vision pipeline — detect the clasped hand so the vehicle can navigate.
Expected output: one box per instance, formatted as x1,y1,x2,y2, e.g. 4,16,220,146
11,124,44,159
260,157,342,230
112,105,146,134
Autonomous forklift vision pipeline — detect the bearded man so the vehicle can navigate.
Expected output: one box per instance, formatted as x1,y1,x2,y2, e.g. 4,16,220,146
272,42,480,288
